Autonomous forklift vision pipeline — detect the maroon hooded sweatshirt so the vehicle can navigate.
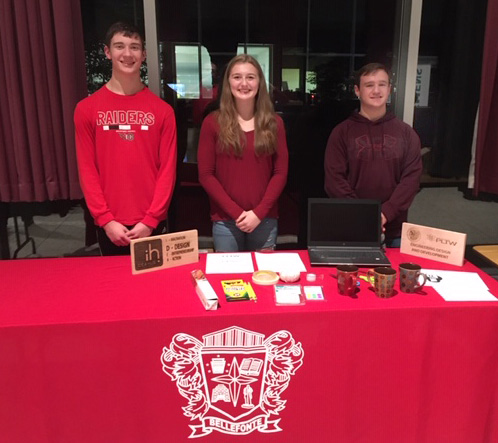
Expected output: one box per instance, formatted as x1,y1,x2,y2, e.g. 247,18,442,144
324,111,422,241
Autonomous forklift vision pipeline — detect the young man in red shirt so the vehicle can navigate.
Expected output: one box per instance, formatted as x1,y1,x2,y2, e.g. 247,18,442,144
75,22,177,255
324,63,422,247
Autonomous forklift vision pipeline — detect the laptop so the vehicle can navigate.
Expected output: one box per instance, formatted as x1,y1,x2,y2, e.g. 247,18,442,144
307,198,391,267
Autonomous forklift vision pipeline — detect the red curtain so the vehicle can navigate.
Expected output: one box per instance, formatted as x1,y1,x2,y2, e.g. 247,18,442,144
475,0,498,195
0,0,87,202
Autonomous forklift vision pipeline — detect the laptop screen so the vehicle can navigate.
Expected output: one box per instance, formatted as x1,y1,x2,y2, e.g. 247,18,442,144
307,198,381,247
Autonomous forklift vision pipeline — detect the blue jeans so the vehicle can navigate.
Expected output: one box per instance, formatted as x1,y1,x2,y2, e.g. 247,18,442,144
385,237,401,248
213,218,278,252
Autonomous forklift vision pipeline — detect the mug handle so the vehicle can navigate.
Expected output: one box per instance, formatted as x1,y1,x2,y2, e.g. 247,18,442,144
366,270,375,286
415,272,427,290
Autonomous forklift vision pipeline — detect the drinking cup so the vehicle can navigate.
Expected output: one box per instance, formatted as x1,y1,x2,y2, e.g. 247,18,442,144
336,265,359,297
399,263,427,293
367,267,397,298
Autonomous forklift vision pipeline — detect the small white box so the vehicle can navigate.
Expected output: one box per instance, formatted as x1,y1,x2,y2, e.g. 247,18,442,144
191,269,219,310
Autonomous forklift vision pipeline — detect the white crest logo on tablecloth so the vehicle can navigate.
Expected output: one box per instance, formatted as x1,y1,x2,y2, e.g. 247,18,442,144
161,326,304,438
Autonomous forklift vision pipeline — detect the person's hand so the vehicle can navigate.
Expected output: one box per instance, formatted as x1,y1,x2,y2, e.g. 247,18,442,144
126,222,153,239
381,212,387,232
236,210,261,233
103,220,131,246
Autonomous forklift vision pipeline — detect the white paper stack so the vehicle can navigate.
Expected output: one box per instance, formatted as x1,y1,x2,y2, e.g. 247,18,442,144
423,269,497,302
205,253,254,274
254,252,307,273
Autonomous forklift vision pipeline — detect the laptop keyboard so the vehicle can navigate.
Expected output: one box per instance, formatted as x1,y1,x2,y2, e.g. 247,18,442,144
313,250,384,260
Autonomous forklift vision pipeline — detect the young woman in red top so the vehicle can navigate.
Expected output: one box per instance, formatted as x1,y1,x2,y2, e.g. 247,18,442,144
198,54,289,252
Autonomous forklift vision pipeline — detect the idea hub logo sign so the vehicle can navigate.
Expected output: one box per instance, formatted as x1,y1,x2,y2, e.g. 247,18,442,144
133,238,163,271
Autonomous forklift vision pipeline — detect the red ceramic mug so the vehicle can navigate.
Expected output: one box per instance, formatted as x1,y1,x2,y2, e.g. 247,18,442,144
336,265,359,297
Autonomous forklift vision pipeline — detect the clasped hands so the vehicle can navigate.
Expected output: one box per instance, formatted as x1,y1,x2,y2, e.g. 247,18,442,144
236,210,261,233
103,220,153,246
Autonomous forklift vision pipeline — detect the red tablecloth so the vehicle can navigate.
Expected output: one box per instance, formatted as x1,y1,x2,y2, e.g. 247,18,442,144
1,250,498,442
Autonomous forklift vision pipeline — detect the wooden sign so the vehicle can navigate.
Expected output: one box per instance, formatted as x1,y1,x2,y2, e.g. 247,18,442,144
400,223,467,266
130,229,199,275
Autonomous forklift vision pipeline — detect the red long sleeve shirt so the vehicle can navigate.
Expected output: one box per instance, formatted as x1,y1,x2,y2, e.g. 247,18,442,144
198,113,289,221
74,86,177,228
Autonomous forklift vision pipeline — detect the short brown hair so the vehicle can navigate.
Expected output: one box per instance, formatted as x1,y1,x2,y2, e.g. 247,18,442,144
104,22,145,49
354,63,391,87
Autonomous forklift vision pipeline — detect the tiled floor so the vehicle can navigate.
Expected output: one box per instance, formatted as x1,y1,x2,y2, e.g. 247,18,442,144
409,187,498,245
5,187,498,267
6,206,92,259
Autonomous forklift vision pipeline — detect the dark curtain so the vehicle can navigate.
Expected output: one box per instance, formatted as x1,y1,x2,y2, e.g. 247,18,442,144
428,0,487,178
0,0,87,202
474,0,498,195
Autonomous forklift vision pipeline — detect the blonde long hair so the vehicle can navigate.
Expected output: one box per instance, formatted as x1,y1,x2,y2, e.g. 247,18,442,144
217,54,277,156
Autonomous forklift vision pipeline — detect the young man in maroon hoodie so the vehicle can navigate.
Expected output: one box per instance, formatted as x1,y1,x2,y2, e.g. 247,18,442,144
75,22,177,255
324,63,422,247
